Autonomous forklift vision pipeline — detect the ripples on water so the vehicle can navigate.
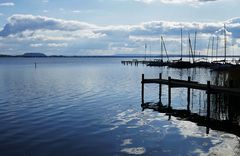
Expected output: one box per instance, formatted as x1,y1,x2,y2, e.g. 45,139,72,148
0,57,239,156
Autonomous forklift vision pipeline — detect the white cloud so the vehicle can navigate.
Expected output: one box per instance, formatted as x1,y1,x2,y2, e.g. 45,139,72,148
0,13,3,16
59,8,64,12
0,14,98,37
161,0,218,4
72,10,94,14
48,43,68,47
0,2,15,6
134,0,219,5
0,14,240,55
30,43,43,47
72,10,82,13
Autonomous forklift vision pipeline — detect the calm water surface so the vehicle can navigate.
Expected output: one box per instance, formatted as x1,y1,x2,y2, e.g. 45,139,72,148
0,57,239,156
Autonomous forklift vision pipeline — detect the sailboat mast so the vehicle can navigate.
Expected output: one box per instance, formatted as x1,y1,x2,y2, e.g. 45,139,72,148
149,45,151,60
211,36,215,62
161,36,169,61
216,36,219,59
232,41,235,61
161,37,163,60
188,33,194,63
144,43,147,60
224,24,227,63
181,28,183,60
188,33,190,62
194,31,197,60
207,37,211,62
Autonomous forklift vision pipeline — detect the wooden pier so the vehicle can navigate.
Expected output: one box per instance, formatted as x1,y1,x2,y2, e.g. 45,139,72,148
122,59,240,70
141,73,240,136
121,60,152,66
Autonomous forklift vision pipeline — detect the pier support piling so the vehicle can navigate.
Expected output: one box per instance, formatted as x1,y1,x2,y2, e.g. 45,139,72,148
206,80,211,136
187,76,191,112
207,81,211,121
228,80,234,121
142,74,145,104
168,76,171,109
159,73,162,105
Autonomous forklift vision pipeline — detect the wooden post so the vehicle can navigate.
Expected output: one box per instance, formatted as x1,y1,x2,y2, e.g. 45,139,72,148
228,80,233,121
168,76,171,109
206,81,211,135
187,76,191,112
159,73,162,105
142,74,144,104
229,80,233,88
206,127,210,135
207,81,211,120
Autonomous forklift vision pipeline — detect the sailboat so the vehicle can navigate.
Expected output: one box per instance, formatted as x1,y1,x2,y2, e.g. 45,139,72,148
195,35,214,68
211,24,234,70
147,36,169,66
168,28,194,68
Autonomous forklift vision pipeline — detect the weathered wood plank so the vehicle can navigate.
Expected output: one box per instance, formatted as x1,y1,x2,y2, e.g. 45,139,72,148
142,78,240,96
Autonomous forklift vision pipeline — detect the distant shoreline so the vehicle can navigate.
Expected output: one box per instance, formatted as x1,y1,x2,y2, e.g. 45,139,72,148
1,54,240,58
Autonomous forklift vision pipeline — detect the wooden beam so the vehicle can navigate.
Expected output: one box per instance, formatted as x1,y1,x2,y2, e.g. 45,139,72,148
142,78,240,96
141,74,144,104
187,76,191,112
168,77,171,109
159,73,162,104
207,81,211,120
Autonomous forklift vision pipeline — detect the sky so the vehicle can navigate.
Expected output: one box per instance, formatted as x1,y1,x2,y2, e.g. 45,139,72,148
0,0,240,56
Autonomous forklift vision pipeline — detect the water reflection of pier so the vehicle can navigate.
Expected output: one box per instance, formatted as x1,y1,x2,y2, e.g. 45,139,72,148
141,73,240,136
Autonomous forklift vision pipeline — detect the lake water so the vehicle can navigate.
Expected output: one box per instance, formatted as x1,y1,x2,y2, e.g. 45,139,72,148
0,57,239,156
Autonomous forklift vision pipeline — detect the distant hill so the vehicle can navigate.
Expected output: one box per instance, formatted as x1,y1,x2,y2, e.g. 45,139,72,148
22,53,47,57
0,54,12,57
